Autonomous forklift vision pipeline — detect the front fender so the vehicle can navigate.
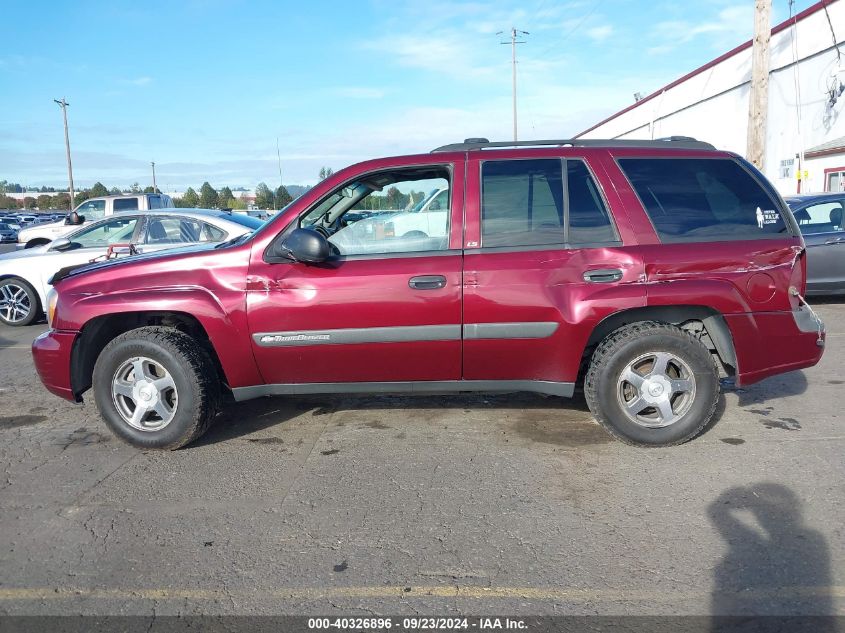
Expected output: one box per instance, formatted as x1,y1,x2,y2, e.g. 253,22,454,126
57,285,262,388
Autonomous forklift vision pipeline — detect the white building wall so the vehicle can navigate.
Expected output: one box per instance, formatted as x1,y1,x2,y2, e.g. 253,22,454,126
578,0,845,194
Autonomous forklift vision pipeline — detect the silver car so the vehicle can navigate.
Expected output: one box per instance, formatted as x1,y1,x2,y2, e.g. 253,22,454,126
785,193,845,295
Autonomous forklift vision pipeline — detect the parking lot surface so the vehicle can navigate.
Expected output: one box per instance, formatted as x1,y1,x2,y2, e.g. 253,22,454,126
0,301,843,616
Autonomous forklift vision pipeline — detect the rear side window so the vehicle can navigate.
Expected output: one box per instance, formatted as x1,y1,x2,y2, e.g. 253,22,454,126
113,198,139,212
618,158,786,242
791,200,845,234
480,158,616,247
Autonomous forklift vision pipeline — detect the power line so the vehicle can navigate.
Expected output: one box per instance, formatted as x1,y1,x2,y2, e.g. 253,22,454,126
822,0,842,62
498,27,529,141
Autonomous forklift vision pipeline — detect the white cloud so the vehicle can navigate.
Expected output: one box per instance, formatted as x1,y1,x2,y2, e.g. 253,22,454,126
649,5,753,55
586,24,613,42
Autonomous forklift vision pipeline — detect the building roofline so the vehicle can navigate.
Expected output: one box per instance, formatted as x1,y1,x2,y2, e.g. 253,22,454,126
574,0,836,138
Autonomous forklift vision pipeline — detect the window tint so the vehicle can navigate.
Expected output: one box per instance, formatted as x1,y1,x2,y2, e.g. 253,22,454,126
147,196,161,209
618,158,786,242
114,198,139,212
480,159,616,247
69,217,138,248
481,159,564,247
567,160,616,243
790,200,845,234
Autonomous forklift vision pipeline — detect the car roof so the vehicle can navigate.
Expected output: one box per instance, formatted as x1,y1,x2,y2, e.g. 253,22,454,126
783,192,844,205
114,208,241,220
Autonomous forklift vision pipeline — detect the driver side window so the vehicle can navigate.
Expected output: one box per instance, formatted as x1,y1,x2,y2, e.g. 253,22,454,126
299,167,451,256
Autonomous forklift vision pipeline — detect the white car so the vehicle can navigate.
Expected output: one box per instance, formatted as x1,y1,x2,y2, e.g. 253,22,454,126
16,193,174,249
0,209,263,326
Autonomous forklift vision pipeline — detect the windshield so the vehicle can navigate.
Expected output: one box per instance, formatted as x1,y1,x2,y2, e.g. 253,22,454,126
0,223,11,230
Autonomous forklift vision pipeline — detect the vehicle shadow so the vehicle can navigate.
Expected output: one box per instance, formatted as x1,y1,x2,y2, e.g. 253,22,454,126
197,389,730,447
723,370,809,408
709,483,833,625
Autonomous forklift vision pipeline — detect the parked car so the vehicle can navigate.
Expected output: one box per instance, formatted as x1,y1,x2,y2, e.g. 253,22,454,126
0,209,262,326
0,222,18,243
33,137,824,450
784,192,845,295
16,193,174,249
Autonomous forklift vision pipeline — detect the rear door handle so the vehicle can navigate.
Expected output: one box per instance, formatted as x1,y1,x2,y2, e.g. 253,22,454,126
409,275,447,290
583,268,623,283
824,237,845,245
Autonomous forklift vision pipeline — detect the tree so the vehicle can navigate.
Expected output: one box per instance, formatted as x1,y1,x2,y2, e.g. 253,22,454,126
36,194,52,209
143,186,156,194
23,197,37,209
0,194,18,209
199,182,219,208
89,182,109,197
53,193,70,209
130,182,141,193
74,190,91,206
110,187,122,195
228,197,247,210
255,182,274,209
318,166,334,181
275,185,292,208
182,187,199,207
218,186,234,208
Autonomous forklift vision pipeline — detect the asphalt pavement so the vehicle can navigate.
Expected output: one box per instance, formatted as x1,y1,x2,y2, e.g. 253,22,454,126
0,302,842,616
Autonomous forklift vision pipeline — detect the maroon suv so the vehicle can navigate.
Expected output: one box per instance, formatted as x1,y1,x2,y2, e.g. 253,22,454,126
32,137,825,449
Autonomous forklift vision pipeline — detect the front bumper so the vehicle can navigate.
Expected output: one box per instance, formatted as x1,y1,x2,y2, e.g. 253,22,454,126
728,305,825,387
32,329,79,402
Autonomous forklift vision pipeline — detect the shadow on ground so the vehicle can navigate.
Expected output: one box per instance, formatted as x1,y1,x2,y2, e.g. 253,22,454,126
709,483,833,622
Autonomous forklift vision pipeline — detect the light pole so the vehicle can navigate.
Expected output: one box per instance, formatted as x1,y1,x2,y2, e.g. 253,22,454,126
151,161,157,193
53,98,74,209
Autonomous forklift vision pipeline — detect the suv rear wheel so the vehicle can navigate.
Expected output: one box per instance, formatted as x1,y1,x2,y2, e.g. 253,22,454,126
585,321,719,447
93,326,221,449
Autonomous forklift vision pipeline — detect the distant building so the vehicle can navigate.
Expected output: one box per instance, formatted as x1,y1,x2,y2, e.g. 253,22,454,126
576,0,845,194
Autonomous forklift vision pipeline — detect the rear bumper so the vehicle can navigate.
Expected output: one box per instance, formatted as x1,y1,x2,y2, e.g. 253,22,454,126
31,329,79,402
728,306,825,387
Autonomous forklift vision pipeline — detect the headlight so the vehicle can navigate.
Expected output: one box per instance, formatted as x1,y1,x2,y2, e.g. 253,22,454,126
46,287,58,328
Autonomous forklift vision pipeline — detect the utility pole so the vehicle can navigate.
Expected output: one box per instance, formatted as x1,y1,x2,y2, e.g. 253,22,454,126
276,137,283,211
499,27,528,141
747,0,771,170
151,161,157,193
53,98,74,209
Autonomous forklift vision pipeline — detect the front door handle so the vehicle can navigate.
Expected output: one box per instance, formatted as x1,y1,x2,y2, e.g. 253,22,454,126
409,275,447,290
824,237,845,245
583,268,623,283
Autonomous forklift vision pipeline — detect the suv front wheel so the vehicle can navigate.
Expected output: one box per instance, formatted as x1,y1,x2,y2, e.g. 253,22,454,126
93,326,221,449
585,321,720,447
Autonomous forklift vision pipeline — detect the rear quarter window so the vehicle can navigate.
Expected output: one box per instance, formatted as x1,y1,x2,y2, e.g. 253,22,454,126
618,157,788,242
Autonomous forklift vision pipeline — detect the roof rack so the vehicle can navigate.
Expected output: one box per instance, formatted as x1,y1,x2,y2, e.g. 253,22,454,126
431,136,715,153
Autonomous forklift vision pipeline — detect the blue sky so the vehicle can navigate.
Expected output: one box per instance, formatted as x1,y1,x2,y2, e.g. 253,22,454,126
0,0,817,190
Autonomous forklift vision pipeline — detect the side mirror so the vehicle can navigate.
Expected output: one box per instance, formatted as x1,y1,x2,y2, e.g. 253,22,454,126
282,228,330,264
51,237,72,251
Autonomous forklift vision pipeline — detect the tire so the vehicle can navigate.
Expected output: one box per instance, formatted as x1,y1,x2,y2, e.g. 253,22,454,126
401,230,428,238
92,326,221,450
25,239,49,249
0,277,40,326
584,321,719,447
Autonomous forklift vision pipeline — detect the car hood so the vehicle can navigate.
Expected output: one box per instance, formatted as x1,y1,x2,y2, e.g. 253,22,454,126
50,241,222,285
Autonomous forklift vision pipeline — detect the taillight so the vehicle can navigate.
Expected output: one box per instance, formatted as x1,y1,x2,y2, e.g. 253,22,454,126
789,248,807,308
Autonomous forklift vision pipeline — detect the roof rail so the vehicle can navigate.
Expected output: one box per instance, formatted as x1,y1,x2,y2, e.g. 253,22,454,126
431,136,715,152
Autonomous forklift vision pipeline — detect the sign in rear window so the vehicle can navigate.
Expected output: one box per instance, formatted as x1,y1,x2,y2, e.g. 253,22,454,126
618,158,787,242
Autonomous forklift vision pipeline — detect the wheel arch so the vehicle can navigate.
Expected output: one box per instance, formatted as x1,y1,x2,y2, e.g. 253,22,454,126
70,311,227,399
584,305,737,377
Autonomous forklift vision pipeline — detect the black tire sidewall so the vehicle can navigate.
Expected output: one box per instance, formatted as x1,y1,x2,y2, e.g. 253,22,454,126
93,336,205,449
0,277,40,326
594,332,719,446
